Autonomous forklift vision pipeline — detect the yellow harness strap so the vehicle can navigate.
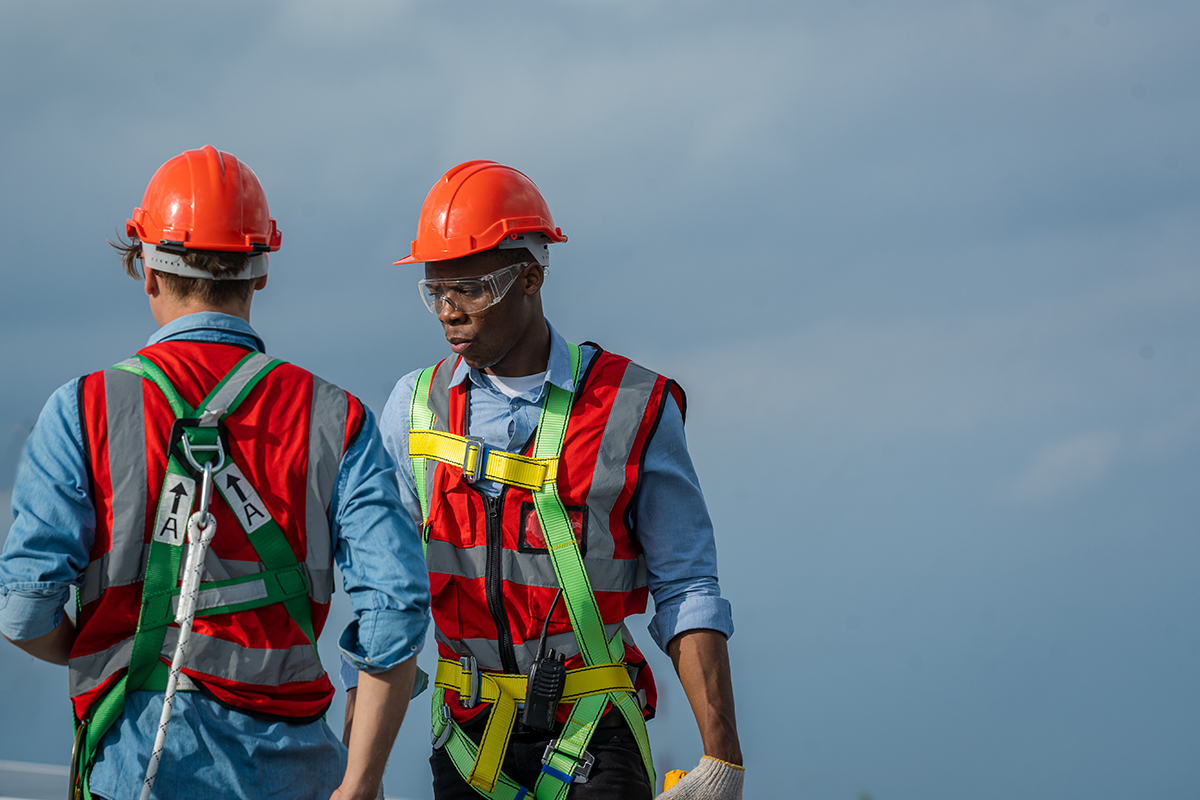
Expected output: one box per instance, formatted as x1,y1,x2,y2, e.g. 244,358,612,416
434,658,635,792
410,429,558,491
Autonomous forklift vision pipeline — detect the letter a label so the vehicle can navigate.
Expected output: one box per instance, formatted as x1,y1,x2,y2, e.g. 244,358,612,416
219,463,271,533
153,473,196,545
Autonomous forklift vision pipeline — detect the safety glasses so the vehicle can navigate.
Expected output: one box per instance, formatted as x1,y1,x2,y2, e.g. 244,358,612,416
417,261,532,315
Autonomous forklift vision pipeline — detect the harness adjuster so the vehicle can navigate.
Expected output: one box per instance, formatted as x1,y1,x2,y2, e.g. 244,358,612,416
541,742,594,785
462,436,486,483
431,704,452,749
457,656,480,708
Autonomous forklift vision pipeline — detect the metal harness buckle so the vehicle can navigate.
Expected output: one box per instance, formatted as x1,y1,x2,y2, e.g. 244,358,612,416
431,704,452,749
457,656,480,708
541,742,595,785
462,436,486,484
180,431,226,476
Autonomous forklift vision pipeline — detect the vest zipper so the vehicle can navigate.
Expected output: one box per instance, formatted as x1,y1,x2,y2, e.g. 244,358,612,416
480,491,520,674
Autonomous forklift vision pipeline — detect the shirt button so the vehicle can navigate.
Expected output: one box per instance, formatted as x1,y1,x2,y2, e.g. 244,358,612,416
365,657,372,663
411,645,419,651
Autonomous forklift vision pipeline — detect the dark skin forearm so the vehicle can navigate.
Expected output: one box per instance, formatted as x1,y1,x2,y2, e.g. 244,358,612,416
668,629,742,766
4,614,76,665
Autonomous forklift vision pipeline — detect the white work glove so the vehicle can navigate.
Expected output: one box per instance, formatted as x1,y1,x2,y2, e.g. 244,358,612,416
656,756,745,800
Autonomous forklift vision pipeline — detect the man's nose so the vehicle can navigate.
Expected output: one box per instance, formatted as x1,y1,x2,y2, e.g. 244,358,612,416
437,297,467,324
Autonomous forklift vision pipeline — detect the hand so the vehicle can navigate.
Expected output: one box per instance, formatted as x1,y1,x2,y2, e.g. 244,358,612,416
329,779,385,800
655,756,745,800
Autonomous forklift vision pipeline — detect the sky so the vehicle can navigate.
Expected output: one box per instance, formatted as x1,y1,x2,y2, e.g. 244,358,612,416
2,1,1199,798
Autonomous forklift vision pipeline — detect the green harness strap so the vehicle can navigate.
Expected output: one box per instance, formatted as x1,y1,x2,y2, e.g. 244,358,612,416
412,346,655,800
72,352,317,800
410,364,438,550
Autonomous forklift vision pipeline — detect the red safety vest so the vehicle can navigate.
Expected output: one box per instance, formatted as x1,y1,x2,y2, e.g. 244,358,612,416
69,339,364,722
417,345,684,725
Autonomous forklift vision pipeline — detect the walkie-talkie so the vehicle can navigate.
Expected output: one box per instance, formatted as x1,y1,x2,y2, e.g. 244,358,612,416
523,590,567,731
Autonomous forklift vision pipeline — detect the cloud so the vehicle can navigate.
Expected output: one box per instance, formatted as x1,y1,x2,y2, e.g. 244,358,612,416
1013,430,1120,501
665,263,1200,462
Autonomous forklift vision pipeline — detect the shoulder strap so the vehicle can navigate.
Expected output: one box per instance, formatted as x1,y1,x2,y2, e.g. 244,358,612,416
528,343,618,666
409,364,439,549
528,343,656,798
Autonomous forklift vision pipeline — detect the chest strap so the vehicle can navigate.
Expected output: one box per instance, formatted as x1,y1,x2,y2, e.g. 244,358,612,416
409,429,558,490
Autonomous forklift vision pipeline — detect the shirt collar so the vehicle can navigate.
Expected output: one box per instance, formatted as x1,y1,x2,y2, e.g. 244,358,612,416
448,320,576,397
147,311,266,352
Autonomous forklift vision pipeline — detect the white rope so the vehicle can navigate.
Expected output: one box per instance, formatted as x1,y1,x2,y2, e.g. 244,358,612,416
140,468,217,800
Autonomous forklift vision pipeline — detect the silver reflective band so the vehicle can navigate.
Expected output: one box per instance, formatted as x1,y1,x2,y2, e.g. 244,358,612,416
143,242,268,281
497,231,551,267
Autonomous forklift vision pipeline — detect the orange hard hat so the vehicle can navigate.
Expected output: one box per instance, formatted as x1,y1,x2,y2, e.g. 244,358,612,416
127,145,281,253
395,160,566,265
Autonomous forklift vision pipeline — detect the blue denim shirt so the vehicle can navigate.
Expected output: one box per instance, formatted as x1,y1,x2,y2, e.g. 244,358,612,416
340,322,731,691
0,313,431,800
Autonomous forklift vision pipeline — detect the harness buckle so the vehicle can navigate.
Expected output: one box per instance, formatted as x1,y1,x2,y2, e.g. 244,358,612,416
458,656,480,708
462,436,486,484
541,742,595,785
431,704,452,749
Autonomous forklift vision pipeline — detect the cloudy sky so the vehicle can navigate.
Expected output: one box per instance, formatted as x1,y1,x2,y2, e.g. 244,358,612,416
2,1,1198,798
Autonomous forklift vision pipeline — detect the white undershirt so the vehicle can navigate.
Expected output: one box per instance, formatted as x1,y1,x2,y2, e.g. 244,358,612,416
484,371,547,399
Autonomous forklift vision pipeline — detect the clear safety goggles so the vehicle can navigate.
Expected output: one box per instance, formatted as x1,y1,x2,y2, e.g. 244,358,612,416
417,261,533,315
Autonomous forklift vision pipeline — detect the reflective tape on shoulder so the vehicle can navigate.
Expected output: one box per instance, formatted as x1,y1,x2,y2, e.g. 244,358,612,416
101,368,148,588
305,376,346,604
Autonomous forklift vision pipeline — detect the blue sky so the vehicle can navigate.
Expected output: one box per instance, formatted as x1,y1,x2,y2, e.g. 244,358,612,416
2,2,1198,798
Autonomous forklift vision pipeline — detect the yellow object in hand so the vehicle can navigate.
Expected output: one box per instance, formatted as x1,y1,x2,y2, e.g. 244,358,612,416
664,769,689,791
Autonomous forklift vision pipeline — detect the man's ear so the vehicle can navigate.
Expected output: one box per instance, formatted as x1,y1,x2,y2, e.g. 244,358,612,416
254,274,268,291
144,267,160,298
523,264,545,295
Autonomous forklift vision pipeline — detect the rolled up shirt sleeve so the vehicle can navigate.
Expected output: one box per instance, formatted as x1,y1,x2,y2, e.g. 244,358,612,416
637,395,734,652
331,405,430,675
0,379,95,642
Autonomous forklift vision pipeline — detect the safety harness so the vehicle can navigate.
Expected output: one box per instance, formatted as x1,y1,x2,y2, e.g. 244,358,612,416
409,343,656,799
70,352,319,800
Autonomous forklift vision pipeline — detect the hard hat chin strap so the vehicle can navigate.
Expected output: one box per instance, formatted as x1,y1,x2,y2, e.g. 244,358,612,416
143,242,268,281
497,232,551,267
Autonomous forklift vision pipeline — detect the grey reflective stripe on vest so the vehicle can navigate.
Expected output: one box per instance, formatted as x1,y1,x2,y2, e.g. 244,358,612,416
69,635,135,696
305,377,346,604
69,627,325,693
583,360,659,561
171,579,269,615
79,369,148,606
425,539,647,595
82,548,263,605
200,352,274,418
161,628,326,686
436,623,629,675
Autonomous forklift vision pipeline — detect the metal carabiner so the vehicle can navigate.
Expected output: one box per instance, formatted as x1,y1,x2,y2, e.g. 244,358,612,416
180,431,226,477
196,461,215,529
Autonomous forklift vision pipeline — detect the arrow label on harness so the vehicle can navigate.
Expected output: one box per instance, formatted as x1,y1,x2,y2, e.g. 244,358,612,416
218,462,271,534
153,473,195,545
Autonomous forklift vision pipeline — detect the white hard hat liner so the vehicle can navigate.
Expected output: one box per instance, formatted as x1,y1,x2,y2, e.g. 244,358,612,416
143,242,268,281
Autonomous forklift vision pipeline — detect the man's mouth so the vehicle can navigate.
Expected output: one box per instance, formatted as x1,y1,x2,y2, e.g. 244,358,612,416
447,338,472,354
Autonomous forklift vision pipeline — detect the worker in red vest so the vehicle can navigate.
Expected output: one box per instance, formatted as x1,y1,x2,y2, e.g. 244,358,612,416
0,146,430,800
344,160,744,799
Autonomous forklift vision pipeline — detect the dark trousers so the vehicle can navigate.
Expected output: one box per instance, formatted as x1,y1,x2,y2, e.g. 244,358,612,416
430,710,654,799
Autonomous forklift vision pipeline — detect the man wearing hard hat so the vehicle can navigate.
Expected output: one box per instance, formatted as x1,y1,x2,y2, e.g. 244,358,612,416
346,160,744,799
0,147,430,800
